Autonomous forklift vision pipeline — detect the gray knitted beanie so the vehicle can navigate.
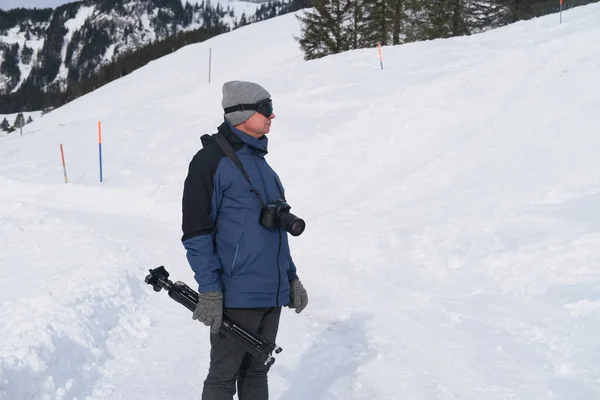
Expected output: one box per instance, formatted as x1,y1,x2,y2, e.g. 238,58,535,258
222,80,271,126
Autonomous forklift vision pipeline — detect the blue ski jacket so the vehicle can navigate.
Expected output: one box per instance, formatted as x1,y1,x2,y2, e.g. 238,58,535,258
181,120,298,308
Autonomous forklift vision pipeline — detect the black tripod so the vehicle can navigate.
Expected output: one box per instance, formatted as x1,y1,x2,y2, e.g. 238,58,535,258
145,266,282,366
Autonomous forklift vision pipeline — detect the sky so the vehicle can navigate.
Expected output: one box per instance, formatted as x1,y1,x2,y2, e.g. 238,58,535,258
0,0,74,10
1,3,600,399
0,0,258,10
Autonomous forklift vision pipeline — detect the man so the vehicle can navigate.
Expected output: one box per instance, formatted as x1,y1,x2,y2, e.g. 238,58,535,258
181,80,308,400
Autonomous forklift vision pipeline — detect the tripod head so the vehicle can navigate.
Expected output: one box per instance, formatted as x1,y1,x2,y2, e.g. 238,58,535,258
145,266,173,292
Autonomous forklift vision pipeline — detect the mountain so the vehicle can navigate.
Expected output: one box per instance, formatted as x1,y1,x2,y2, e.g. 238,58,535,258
0,0,306,112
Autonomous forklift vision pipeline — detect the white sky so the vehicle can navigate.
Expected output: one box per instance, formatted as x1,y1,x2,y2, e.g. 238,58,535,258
0,0,75,10
0,0,259,10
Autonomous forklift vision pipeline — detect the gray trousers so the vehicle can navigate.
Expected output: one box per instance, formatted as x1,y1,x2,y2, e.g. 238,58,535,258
202,307,282,400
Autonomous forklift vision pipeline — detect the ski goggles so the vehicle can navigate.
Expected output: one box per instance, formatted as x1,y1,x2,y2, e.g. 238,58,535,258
224,98,273,118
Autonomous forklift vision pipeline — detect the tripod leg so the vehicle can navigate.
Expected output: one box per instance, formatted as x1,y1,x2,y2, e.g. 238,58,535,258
235,307,282,398
224,311,283,354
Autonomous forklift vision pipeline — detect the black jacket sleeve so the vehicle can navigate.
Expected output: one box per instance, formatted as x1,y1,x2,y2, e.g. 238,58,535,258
182,150,219,242
181,148,223,292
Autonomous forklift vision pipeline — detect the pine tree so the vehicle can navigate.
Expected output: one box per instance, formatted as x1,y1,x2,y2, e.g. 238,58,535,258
294,0,352,60
359,0,413,46
416,0,469,40
362,0,391,45
1,43,21,89
388,0,404,45
461,0,501,31
238,12,248,27
14,112,25,129
27,116,33,124
450,0,469,36
21,43,34,65
495,0,537,24
345,0,371,49
0,117,9,131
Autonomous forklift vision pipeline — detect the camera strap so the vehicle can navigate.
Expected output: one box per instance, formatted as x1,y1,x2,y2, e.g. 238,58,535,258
215,133,267,207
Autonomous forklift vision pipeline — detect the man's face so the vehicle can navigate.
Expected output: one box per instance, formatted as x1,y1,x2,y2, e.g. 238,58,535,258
238,111,275,139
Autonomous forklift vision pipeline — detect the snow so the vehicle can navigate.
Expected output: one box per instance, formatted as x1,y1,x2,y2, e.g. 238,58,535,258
0,25,46,50
57,5,97,83
138,12,157,42
0,25,46,92
102,43,116,63
183,0,264,19
1,4,600,399
0,111,43,137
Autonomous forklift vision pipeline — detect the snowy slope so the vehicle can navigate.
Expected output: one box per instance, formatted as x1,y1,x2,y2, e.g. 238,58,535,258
1,4,600,400
0,110,42,137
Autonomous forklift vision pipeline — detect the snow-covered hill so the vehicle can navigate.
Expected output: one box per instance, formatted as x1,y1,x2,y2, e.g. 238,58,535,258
1,4,599,399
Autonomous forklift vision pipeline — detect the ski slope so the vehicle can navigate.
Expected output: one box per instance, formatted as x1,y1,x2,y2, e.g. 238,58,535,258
1,4,600,399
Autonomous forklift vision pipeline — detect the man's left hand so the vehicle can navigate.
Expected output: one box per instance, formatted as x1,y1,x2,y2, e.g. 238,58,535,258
288,278,308,314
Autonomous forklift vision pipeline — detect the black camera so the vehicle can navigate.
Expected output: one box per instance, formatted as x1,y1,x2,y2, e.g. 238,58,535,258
260,199,305,237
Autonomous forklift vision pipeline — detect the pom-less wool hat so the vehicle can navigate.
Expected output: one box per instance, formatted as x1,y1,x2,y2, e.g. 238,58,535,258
222,80,271,125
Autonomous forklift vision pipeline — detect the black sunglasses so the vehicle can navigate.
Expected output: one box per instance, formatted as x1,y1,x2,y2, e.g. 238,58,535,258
224,98,273,118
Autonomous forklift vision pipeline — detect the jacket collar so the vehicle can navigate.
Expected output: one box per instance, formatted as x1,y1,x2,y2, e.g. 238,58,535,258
223,120,269,155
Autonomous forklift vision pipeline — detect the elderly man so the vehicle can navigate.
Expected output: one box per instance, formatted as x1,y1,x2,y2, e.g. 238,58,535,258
181,80,309,400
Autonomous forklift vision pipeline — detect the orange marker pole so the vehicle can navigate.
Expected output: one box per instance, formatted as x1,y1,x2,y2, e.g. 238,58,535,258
60,143,68,183
559,0,563,23
98,121,103,183
378,43,383,70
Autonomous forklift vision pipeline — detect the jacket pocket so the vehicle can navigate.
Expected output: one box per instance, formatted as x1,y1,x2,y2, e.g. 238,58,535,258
231,242,241,273
230,216,247,277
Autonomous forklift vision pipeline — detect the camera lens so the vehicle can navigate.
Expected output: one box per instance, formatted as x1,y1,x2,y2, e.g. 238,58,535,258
289,218,305,236
278,212,305,236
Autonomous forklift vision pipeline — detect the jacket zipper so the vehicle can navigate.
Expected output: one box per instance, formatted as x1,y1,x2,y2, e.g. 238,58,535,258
252,153,281,305
252,155,270,202
276,230,282,306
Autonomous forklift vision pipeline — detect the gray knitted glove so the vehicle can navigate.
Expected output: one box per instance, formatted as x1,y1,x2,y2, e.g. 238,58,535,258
192,291,223,334
288,279,308,314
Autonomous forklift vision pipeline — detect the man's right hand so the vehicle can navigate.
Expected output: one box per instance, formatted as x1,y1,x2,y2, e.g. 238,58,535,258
193,291,223,334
